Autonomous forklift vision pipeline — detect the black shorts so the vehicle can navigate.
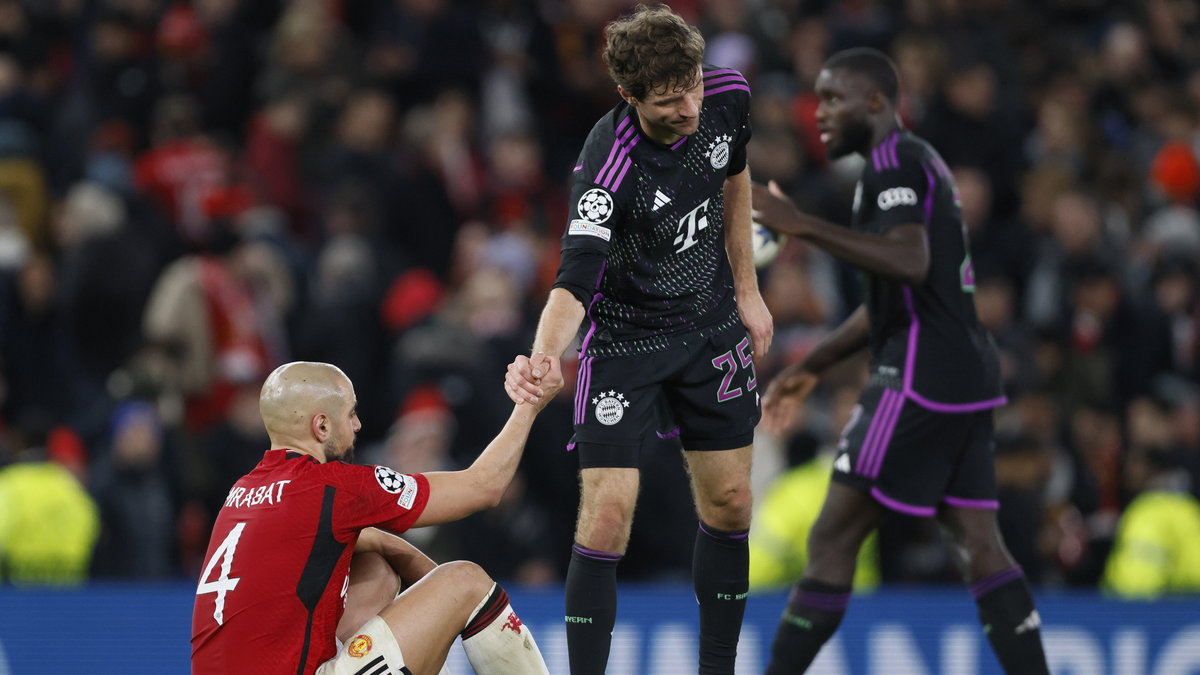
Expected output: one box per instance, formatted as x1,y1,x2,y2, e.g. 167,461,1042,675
569,324,761,468
831,386,998,516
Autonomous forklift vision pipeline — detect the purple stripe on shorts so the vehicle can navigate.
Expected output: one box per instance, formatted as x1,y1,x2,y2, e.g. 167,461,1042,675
870,487,936,517
698,522,749,541
943,495,1000,510
865,393,905,479
907,391,1008,413
573,164,583,173
704,84,751,97
856,389,899,475
657,427,681,440
573,544,622,562
566,441,576,451
970,566,1024,600
573,356,592,424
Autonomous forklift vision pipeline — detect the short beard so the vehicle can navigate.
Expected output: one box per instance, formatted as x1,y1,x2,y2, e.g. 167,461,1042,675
829,117,873,159
324,437,355,464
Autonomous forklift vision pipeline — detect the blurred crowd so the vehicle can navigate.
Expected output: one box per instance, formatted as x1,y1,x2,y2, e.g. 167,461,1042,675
0,0,1198,597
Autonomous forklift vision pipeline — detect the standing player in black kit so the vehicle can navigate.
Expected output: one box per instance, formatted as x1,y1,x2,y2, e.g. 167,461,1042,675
503,4,773,674
751,48,1051,674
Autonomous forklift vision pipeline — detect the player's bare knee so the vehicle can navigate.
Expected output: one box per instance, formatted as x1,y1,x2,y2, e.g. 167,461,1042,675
438,560,494,601
700,485,752,529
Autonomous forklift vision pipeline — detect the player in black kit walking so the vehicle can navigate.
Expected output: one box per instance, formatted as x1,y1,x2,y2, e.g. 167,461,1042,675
503,4,773,674
751,48,1050,674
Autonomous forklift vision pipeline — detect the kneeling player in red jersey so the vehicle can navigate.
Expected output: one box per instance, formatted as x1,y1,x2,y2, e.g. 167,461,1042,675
192,359,560,675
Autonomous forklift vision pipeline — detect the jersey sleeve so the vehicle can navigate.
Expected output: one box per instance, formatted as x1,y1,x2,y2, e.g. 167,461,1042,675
703,66,752,176
863,143,929,233
329,463,431,536
562,170,623,254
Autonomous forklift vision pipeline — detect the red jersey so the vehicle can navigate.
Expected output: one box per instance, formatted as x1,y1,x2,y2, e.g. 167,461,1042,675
191,450,430,674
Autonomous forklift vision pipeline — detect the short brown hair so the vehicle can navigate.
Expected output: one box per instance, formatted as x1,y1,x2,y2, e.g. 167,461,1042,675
602,4,705,101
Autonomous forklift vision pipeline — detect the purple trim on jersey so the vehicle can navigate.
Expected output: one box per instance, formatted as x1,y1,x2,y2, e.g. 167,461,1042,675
572,544,622,562
870,487,936,517
864,391,905,479
969,566,1024,600
596,117,636,187
885,133,900,168
871,145,882,172
704,83,751,97
573,164,583,173
943,495,1001,510
704,68,740,79
698,522,749,541
670,136,688,150
609,136,641,191
855,389,900,476
901,286,920,395
656,427,681,440
907,391,1008,412
703,74,747,88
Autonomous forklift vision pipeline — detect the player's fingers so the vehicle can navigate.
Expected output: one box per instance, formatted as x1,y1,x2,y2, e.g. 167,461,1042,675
529,351,548,379
505,370,543,401
768,179,787,200
504,381,526,405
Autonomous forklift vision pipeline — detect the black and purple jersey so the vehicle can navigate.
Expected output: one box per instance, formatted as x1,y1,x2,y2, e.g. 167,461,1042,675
852,130,1004,409
558,66,752,357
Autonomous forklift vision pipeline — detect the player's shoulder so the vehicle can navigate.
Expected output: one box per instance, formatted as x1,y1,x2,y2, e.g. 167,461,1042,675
574,103,641,196
701,64,751,101
864,130,935,177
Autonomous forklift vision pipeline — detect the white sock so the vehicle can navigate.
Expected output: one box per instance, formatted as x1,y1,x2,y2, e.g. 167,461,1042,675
460,583,548,675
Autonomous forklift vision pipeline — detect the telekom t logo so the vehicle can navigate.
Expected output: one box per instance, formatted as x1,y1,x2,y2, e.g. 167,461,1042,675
674,198,711,253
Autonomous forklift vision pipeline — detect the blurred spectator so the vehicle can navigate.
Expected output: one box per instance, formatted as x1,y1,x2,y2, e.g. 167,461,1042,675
90,400,178,579
1103,437,1200,598
0,425,99,585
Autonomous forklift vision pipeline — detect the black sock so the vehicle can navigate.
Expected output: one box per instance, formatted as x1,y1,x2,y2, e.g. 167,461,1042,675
765,578,851,675
565,543,620,675
693,522,749,674
972,567,1050,675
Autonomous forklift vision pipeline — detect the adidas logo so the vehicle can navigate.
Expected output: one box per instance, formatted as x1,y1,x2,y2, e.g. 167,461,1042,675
834,453,851,473
652,189,671,211
1015,610,1041,635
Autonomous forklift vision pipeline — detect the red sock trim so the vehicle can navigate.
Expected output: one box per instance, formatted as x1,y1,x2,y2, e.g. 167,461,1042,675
461,586,510,640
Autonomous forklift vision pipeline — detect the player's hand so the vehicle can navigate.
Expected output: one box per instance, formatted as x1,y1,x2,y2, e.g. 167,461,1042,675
737,291,773,363
761,364,819,434
504,351,562,407
527,352,563,411
751,180,805,238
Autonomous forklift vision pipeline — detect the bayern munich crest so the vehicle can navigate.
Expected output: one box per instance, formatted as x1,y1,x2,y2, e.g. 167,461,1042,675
593,390,629,426
578,188,614,224
708,134,732,170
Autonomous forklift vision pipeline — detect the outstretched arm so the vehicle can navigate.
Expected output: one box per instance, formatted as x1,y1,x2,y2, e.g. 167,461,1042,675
752,181,929,285
419,353,564,526
725,168,773,361
505,288,583,405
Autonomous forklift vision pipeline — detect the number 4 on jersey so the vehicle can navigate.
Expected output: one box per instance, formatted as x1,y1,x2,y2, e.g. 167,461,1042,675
196,522,246,625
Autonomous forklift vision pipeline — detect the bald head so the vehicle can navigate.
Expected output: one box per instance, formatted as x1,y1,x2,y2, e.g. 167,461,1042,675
260,362,357,459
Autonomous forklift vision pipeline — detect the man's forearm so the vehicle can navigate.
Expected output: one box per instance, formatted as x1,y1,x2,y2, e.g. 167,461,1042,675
724,169,759,297
532,288,587,357
802,305,869,375
358,528,436,585
790,215,929,285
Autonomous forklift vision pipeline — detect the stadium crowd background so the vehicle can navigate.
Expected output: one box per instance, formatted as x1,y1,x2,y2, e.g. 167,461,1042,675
0,0,1197,596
